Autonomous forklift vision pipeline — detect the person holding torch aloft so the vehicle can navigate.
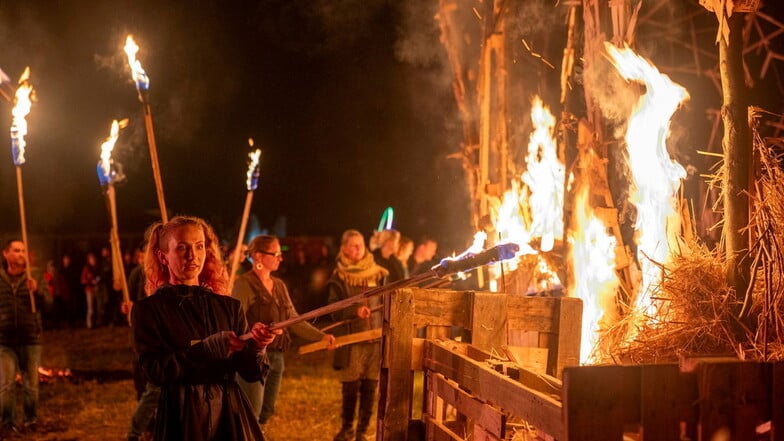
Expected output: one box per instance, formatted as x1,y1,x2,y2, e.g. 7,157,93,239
0,239,48,434
232,235,335,432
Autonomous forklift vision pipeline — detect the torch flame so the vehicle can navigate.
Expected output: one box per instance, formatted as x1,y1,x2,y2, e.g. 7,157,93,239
605,42,689,322
98,119,129,185
10,67,33,166
246,143,262,191
124,35,150,93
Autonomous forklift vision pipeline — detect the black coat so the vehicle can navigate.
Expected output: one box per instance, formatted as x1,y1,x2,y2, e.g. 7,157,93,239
0,268,44,346
132,285,267,441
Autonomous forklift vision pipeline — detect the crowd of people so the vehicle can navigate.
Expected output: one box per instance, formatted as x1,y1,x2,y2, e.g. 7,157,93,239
0,218,440,441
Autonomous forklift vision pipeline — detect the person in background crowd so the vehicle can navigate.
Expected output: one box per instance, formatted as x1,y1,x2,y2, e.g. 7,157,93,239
42,260,59,329
408,237,438,276
233,235,334,433
58,254,82,328
371,229,405,283
80,252,100,329
132,216,279,441
395,236,414,279
327,230,388,441
0,239,47,435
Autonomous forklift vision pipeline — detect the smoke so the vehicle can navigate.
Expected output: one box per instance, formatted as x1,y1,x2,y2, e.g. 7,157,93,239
582,39,638,130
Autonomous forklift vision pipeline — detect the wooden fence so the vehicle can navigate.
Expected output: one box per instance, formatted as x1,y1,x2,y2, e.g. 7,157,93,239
375,288,784,441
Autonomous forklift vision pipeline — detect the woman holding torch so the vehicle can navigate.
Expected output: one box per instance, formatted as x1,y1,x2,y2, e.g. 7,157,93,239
132,216,279,441
232,235,334,431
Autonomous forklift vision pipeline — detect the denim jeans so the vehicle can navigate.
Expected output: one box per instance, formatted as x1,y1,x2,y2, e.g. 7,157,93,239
127,382,160,437
237,350,285,424
0,344,41,427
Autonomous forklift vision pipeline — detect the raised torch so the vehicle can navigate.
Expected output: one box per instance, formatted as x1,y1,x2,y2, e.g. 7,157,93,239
96,119,131,318
124,35,168,223
9,67,37,313
228,141,262,290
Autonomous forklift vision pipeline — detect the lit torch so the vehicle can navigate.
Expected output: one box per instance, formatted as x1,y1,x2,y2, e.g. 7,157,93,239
97,119,131,315
10,67,36,312
124,34,168,222
228,140,262,289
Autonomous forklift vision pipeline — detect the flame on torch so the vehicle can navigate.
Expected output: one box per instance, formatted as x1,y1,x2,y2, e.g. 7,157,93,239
124,35,150,95
246,139,262,191
97,119,129,185
11,67,33,166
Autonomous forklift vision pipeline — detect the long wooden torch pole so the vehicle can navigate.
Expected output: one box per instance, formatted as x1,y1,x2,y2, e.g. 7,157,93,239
228,190,255,290
15,166,35,313
142,102,168,223
106,184,130,307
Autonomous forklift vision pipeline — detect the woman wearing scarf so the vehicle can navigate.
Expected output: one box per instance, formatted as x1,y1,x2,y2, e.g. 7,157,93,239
327,229,388,441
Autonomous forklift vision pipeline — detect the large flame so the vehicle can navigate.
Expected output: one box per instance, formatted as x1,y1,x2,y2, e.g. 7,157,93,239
10,67,33,166
568,184,620,363
245,138,262,191
521,96,564,252
124,35,150,92
98,119,129,185
605,42,689,320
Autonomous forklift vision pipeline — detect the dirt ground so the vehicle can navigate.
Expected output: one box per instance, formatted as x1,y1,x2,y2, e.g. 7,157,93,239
1,326,357,441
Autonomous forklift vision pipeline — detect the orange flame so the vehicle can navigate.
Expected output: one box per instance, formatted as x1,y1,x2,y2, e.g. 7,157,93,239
605,42,688,322
11,67,33,165
99,119,129,179
568,184,620,363
522,96,564,252
124,35,149,91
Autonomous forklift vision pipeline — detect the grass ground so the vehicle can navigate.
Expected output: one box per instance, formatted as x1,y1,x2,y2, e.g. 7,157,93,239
1,326,357,441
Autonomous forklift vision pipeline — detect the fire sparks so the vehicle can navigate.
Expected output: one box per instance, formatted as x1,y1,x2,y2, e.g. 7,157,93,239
245,139,262,191
97,119,129,185
124,35,150,94
605,42,689,321
10,67,33,166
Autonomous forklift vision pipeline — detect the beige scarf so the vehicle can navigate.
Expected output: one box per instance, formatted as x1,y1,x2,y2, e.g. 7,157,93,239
334,249,388,287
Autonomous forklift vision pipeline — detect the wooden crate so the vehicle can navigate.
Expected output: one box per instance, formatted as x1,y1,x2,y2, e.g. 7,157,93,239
377,288,581,441
562,360,784,441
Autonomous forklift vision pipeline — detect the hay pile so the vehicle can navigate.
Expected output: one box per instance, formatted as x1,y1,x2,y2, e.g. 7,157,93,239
596,114,784,364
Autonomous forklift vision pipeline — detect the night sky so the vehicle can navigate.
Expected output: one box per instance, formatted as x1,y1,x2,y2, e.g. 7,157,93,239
0,1,471,252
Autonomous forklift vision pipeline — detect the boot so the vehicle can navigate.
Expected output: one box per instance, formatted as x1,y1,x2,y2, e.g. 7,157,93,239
355,379,377,441
334,381,360,441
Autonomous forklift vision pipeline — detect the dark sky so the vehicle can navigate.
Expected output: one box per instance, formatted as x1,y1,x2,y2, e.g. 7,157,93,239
0,1,472,251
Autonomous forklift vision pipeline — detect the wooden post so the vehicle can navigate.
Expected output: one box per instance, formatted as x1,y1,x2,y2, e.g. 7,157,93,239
142,102,168,223
378,288,416,441
14,166,35,313
106,184,130,307
719,12,753,324
228,190,254,290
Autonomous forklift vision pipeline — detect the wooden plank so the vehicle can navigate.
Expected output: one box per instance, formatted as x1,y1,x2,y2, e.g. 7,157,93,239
552,297,582,378
472,423,503,441
505,345,548,374
425,340,563,439
428,372,506,438
470,291,507,350
411,288,472,328
411,338,424,371
505,296,560,333
464,343,561,397
297,328,381,354
563,365,641,441
696,361,770,440
424,414,465,441
773,362,784,441
379,288,416,441
640,364,697,441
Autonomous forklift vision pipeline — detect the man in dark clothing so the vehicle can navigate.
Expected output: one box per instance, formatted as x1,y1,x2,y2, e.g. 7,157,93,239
371,229,405,283
0,239,46,434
